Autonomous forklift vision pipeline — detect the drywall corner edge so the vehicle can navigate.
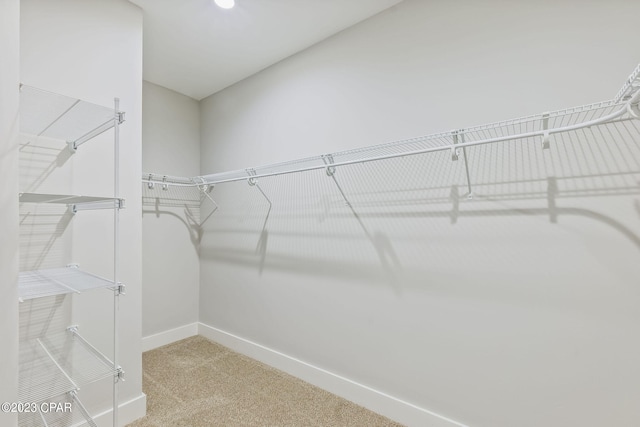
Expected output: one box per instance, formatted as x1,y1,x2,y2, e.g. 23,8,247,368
197,323,468,427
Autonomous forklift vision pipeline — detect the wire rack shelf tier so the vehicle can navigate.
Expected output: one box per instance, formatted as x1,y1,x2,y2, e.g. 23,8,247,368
19,193,124,212
143,62,640,188
19,85,124,150
19,329,118,404
19,267,116,301
18,391,98,427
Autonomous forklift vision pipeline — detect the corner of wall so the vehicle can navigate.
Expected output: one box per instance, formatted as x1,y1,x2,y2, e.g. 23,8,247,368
0,0,20,426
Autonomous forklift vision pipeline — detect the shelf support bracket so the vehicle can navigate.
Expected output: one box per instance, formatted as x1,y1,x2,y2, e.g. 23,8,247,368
246,168,258,186
246,169,273,261
116,367,125,382
115,282,126,296
322,154,337,177
452,130,473,198
451,131,460,161
70,198,125,214
322,154,375,244
542,112,551,150
67,140,78,154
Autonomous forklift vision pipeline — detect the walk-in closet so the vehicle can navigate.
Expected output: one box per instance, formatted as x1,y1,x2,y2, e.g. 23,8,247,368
2,1,640,426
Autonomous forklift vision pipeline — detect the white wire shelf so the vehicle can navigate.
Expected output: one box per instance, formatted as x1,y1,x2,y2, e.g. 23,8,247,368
19,193,124,212
18,339,76,404
19,329,118,404
143,62,640,188
19,267,115,301
18,391,97,427
19,85,123,149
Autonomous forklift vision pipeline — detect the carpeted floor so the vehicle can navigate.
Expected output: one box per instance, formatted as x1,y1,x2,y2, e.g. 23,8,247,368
127,336,404,427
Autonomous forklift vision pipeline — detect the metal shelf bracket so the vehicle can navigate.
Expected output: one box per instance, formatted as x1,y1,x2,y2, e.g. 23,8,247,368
246,168,259,186
542,112,551,150
116,368,125,382
115,283,126,296
452,129,474,198
67,140,78,154
322,154,336,176
70,198,125,214
451,130,461,161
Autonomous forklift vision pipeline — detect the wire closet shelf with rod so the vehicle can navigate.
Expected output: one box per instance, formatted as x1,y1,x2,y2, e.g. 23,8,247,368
143,63,640,221
17,85,125,427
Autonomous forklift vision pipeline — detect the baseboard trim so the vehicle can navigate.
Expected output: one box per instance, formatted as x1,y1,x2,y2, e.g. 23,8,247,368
197,322,468,427
91,392,147,427
142,322,199,352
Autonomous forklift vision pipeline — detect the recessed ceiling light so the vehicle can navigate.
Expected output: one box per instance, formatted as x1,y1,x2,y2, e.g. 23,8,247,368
214,0,235,9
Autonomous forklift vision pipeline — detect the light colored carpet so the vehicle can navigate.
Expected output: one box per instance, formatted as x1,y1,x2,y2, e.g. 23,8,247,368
127,336,404,427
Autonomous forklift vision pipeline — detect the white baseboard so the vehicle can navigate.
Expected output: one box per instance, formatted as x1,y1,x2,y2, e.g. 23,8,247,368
142,322,199,352
197,322,468,427
91,392,147,427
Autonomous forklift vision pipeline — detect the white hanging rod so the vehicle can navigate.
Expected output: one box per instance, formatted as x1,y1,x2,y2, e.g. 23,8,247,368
144,63,640,188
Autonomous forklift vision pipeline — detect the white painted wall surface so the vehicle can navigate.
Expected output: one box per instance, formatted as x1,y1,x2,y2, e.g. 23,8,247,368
20,0,145,424
142,81,200,341
0,0,20,426
199,1,640,426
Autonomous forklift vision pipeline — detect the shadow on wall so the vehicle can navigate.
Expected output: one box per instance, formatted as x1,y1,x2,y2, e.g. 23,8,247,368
198,115,640,294
141,184,214,249
19,137,75,271
19,138,73,193
19,295,70,341
19,207,73,270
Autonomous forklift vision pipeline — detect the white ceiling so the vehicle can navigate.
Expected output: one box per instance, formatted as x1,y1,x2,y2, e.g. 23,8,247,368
129,0,403,100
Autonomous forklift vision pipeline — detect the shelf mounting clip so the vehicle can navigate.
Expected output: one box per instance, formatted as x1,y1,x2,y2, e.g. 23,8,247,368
67,140,78,153
452,129,473,198
115,282,126,296
542,112,551,150
246,168,258,186
116,367,126,382
451,130,461,161
322,154,336,176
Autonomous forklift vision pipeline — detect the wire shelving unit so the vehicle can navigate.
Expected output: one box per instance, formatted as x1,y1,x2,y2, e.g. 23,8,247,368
143,62,640,193
18,85,125,427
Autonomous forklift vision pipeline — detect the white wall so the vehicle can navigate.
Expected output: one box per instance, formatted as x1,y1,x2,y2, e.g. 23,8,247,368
142,81,200,344
199,1,640,426
0,0,20,426
20,0,144,424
